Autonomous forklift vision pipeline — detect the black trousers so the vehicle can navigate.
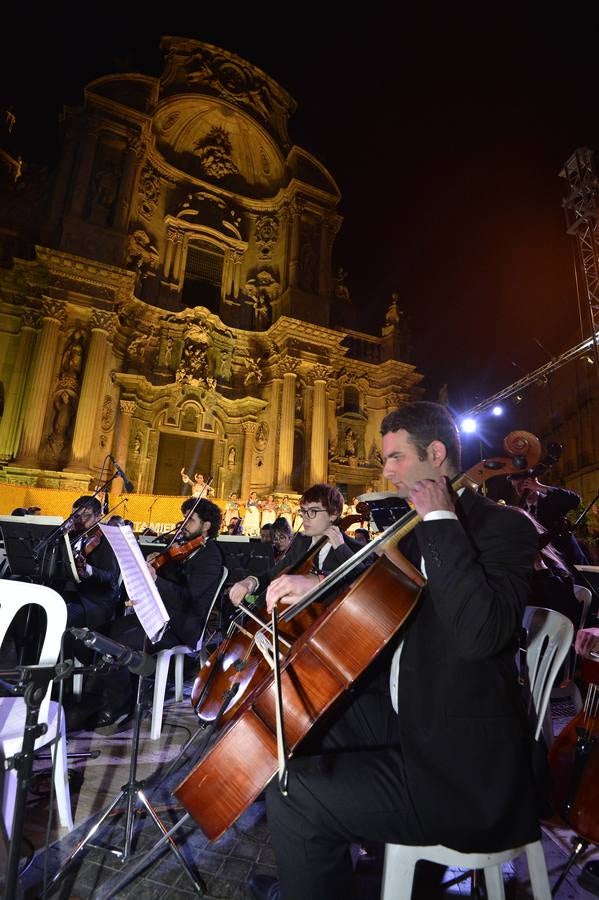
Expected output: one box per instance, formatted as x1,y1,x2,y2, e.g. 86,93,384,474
266,661,425,900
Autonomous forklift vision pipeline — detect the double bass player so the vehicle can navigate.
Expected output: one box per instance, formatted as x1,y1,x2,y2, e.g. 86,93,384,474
248,401,542,900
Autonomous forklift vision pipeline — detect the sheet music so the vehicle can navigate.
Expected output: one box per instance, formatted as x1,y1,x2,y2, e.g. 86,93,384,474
100,524,169,643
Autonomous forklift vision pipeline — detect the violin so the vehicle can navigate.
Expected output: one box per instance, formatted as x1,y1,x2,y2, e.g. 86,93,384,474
71,525,103,577
176,430,543,840
148,534,207,573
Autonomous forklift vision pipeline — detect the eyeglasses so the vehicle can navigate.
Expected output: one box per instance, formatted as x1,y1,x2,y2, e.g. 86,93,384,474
299,506,327,519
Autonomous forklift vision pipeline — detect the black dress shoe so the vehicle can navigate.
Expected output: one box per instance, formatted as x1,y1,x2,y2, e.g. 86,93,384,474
248,873,281,900
580,860,599,896
94,706,131,735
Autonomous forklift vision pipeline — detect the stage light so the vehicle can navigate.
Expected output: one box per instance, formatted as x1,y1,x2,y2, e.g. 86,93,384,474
514,394,523,404
583,355,594,365
491,405,503,416
461,418,477,433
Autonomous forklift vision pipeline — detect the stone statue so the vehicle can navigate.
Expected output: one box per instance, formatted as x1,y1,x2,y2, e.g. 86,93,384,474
48,389,75,454
61,327,85,378
227,446,236,469
344,427,357,457
334,267,351,302
126,228,159,274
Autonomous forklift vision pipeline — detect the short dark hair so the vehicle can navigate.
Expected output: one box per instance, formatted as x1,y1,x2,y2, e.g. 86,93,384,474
73,495,102,516
381,401,461,471
181,497,222,538
301,484,344,519
272,516,293,538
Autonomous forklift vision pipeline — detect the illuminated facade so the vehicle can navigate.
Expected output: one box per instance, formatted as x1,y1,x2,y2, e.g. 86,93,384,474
0,37,422,502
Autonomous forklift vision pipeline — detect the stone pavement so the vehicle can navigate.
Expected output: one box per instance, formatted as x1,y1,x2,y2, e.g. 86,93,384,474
11,683,599,900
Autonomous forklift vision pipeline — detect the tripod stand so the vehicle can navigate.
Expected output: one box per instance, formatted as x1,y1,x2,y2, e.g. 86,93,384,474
42,654,206,897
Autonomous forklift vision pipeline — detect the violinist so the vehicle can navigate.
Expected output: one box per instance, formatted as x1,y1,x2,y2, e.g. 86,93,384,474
92,497,224,732
62,495,120,629
508,471,589,567
248,401,542,900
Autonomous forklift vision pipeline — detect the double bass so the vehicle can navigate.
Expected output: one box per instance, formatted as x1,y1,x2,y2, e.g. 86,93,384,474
176,430,542,841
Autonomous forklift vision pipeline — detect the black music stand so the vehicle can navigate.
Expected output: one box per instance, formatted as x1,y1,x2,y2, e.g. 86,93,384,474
0,516,76,585
41,639,206,898
357,493,410,532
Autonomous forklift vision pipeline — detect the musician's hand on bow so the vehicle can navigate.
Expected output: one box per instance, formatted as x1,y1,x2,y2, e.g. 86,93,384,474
408,476,455,518
145,559,158,582
229,577,256,607
266,573,317,613
575,626,599,659
322,524,344,549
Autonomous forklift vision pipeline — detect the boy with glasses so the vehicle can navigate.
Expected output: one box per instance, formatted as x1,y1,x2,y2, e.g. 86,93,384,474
229,484,363,608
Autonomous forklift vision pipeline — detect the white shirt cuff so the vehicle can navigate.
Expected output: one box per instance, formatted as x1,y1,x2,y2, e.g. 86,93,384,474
422,510,458,522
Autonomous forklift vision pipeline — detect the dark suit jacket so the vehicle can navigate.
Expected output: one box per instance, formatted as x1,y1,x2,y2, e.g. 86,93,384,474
397,489,540,851
62,534,120,628
535,487,588,565
155,538,224,646
256,532,364,594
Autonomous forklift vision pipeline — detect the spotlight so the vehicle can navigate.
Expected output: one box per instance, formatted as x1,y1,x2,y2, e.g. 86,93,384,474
514,394,523,405
491,405,503,416
461,417,477,433
583,355,594,365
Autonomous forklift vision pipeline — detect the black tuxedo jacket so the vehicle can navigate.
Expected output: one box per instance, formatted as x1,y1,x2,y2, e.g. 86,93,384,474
396,489,540,851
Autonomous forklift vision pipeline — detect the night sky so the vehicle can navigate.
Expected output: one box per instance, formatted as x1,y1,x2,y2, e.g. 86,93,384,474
4,6,599,419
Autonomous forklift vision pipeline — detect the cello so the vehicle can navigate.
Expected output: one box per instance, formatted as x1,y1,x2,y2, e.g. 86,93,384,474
176,430,542,841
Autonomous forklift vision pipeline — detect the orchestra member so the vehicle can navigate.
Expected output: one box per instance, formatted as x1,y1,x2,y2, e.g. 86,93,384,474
62,496,120,629
230,483,363,609
508,472,588,567
92,497,224,732
271,517,294,564
248,401,541,900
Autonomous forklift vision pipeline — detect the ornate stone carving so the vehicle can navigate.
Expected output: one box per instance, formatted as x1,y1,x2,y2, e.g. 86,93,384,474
254,421,268,451
305,364,330,384
21,307,40,329
120,400,136,416
333,267,351,302
255,214,279,259
243,355,262,387
89,310,114,333
40,298,66,324
276,357,301,377
240,270,280,331
138,162,162,220
242,420,258,434
126,228,160,275
101,395,115,432
193,126,239,179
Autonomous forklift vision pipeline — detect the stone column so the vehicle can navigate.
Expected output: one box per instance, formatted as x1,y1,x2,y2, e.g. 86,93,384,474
241,421,257,500
309,366,329,484
318,217,331,298
0,309,40,463
67,311,113,473
172,231,185,284
277,364,299,491
16,300,66,466
288,199,303,289
110,399,136,493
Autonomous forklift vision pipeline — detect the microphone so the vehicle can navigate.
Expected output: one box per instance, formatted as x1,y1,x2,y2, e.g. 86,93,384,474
110,455,134,493
103,489,110,516
68,627,155,676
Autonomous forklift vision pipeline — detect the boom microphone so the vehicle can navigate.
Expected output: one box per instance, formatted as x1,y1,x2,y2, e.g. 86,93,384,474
109,455,134,493
68,627,155,676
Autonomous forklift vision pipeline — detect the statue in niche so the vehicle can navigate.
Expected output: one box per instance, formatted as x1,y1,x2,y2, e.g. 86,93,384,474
60,326,86,379
133,433,142,455
193,126,239,179
344,427,357,458
227,446,236,469
91,162,120,214
217,348,233,382
48,389,76,455
385,292,402,327
334,267,351,303
252,294,270,331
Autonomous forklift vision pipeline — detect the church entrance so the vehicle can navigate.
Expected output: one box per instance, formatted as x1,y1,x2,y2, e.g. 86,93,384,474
154,432,215,496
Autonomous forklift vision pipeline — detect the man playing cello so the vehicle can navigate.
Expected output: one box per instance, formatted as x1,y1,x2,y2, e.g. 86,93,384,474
248,401,541,900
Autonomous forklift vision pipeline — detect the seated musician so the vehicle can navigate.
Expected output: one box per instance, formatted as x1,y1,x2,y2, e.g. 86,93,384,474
91,497,224,732
247,401,541,900
271,517,293,564
62,495,120,629
229,483,363,610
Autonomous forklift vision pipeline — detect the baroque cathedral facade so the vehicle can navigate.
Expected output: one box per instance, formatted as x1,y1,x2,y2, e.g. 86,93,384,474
0,37,422,502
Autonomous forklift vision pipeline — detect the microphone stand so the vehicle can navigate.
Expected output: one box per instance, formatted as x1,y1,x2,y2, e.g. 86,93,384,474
41,636,206,898
0,661,72,900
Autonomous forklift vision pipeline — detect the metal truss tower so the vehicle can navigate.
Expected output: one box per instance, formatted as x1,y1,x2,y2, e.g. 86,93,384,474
560,147,599,366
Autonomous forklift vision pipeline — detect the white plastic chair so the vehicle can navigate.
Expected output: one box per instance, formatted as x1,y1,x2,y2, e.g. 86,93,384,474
380,606,573,900
550,584,592,712
150,566,228,740
0,580,74,837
